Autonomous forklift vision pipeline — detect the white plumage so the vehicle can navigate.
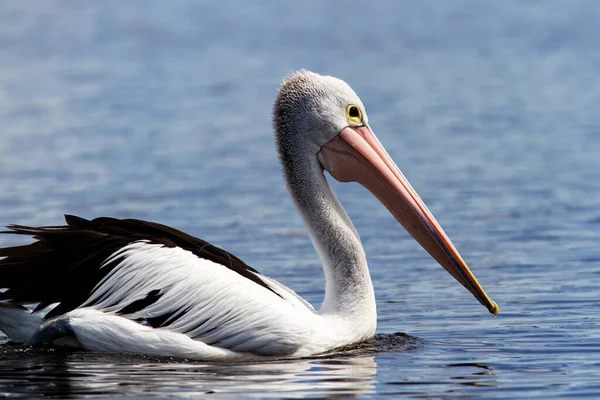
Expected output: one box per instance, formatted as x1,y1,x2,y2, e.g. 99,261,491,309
1,240,375,359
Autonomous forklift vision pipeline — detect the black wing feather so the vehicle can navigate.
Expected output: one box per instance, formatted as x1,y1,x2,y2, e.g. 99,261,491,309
0,215,276,320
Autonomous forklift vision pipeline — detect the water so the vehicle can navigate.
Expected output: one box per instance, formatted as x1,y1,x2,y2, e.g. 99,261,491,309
0,0,599,397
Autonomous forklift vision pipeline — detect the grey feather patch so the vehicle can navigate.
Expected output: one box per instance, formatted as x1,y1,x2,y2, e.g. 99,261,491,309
26,316,81,348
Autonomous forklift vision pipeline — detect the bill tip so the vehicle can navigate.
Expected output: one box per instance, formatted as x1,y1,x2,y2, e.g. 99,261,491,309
489,301,499,317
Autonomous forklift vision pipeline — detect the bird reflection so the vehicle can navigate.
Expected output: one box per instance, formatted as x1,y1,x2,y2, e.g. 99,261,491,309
0,347,378,398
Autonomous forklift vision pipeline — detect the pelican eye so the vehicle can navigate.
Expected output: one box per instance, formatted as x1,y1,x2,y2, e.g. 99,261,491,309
345,104,363,124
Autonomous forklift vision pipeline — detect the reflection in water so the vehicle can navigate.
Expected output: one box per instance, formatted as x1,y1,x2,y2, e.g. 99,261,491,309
0,341,501,398
0,333,423,397
445,362,497,388
0,347,378,398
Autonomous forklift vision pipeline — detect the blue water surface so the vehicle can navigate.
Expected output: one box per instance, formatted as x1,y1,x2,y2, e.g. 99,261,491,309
1,1,600,397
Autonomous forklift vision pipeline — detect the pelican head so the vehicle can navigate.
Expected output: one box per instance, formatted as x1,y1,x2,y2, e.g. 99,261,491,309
273,70,498,316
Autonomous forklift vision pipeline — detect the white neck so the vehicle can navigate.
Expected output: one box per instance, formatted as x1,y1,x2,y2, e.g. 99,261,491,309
284,156,376,322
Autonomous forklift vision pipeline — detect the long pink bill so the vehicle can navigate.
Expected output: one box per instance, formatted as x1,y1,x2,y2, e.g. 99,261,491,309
318,125,498,316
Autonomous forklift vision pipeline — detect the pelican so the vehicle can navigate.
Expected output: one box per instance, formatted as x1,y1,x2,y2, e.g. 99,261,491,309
0,71,497,360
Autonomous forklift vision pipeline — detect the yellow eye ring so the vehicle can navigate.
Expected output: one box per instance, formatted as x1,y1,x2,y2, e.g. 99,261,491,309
345,104,363,124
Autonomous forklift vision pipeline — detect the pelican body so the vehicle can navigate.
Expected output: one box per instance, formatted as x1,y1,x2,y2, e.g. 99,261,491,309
0,71,497,360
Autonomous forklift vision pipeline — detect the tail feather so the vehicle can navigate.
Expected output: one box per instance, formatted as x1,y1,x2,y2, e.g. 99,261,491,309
0,303,45,343
0,216,135,319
